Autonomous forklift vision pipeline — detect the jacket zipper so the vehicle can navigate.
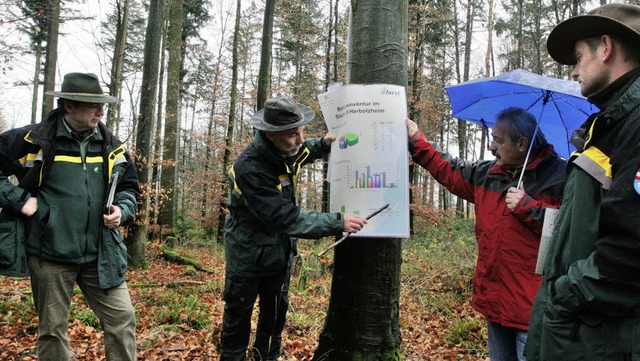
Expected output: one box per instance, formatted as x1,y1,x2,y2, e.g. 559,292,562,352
79,140,91,255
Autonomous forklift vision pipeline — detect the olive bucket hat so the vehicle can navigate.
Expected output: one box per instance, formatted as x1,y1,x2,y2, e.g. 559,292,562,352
547,3,640,65
45,72,119,103
250,95,315,131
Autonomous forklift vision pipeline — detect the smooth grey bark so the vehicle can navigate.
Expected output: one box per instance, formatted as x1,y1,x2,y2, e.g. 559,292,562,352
314,0,407,359
158,0,184,232
41,0,60,119
31,43,42,125
256,0,275,110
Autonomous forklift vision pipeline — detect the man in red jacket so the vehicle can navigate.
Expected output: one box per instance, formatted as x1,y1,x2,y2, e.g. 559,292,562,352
406,107,565,361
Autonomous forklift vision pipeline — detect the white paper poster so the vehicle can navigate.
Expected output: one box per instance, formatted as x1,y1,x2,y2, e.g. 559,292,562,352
535,207,560,274
318,84,410,238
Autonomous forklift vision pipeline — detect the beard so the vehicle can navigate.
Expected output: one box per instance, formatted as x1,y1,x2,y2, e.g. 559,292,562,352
272,139,302,157
280,146,301,157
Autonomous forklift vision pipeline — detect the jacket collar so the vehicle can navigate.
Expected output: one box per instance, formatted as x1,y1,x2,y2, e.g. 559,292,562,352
571,68,640,153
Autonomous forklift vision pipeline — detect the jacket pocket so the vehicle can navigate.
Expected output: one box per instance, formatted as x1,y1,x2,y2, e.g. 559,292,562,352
540,302,606,360
39,205,86,259
0,219,16,267
97,227,127,289
0,212,29,276
253,231,287,272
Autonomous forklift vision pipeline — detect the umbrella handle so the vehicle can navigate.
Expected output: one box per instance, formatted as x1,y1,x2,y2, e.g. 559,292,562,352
517,124,538,188
518,101,549,188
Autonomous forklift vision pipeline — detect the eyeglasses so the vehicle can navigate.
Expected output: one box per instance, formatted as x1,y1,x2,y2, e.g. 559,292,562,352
84,103,107,111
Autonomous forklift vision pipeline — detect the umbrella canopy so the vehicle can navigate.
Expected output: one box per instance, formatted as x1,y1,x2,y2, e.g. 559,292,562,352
445,68,599,159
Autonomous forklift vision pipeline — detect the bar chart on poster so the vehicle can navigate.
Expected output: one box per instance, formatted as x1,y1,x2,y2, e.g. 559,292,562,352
318,84,410,238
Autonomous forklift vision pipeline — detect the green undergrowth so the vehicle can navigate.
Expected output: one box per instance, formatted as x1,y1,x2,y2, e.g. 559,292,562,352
142,289,210,330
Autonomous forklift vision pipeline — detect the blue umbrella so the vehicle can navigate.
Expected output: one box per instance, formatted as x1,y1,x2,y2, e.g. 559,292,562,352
445,68,598,161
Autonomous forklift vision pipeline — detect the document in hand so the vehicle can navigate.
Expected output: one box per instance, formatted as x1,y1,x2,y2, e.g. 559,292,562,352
536,207,560,274
105,172,120,215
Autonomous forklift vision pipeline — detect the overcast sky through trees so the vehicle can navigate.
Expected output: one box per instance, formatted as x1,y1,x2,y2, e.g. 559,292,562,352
0,0,246,129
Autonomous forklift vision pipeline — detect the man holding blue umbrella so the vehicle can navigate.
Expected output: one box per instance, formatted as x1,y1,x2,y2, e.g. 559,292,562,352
525,3,640,361
406,106,565,361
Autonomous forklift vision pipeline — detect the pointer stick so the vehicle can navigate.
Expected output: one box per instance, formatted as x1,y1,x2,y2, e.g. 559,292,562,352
317,203,390,257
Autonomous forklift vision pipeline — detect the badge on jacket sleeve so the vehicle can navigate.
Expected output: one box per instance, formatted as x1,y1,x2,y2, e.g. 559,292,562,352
635,168,640,195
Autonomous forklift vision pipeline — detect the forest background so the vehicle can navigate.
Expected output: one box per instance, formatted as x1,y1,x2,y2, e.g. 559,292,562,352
0,0,628,359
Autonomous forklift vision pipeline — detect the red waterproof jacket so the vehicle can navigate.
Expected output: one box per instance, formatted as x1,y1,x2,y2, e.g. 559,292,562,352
409,131,565,330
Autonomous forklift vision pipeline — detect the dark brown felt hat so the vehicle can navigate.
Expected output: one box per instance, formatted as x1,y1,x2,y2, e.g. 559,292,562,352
547,3,640,65
45,72,119,103
251,95,315,132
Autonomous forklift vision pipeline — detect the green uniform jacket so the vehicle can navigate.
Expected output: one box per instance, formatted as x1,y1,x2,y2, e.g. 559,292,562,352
224,131,343,277
0,109,140,289
525,71,640,360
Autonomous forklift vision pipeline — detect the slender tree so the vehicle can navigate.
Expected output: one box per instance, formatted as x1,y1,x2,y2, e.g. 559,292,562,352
314,0,407,358
100,0,147,138
106,0,130,131
256,0,275,109
480,0,495,161
17,0,49,125
127,0,165,268
158,0,184,233
321,0,336,213
216,0,241,241
41,0,60,119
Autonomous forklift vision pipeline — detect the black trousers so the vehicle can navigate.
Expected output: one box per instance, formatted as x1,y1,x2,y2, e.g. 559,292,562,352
219,271,291,361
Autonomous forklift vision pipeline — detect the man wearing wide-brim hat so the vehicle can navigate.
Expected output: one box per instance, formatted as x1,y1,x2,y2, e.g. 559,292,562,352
219,95,367,360
525,4,640,360
0,72,140,360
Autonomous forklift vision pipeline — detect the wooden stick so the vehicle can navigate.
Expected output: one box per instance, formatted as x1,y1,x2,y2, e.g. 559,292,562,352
317,203,390,257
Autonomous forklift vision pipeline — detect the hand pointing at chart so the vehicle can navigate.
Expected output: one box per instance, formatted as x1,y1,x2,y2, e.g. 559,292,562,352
343,212,367,233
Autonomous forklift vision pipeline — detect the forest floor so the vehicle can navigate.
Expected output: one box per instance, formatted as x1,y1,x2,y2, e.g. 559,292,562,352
0,218,488,360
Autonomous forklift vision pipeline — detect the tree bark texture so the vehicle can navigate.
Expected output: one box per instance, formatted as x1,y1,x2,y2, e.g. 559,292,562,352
127,0,164,268
158,0,184,231
315,0,407,359
107,0,130,131
41,0,60,119
256,0,275,110
217,0,241,242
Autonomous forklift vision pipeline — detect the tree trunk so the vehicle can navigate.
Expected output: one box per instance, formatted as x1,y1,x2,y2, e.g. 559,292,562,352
127,0,164,269
31,40,42,125
314,1,406,359
256,0,275,110
456,0,475,217
153,4,169,239
158,0,184,233
481,0,494,161
321,0,335,214
208,6,232,238
41,0,60,119
217,0,241,242
107,0,130,132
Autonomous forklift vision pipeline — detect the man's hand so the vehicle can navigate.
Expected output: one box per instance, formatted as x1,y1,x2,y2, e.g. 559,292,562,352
405,119,419,139
323,133,336,147
103,205,122,229
343,213,367,233
506,186,526,211
20,197,38,217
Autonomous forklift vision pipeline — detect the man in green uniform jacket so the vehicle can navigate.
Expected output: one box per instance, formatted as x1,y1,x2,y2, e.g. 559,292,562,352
525,4,640,360
0,72,140,360
220,95,367,360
